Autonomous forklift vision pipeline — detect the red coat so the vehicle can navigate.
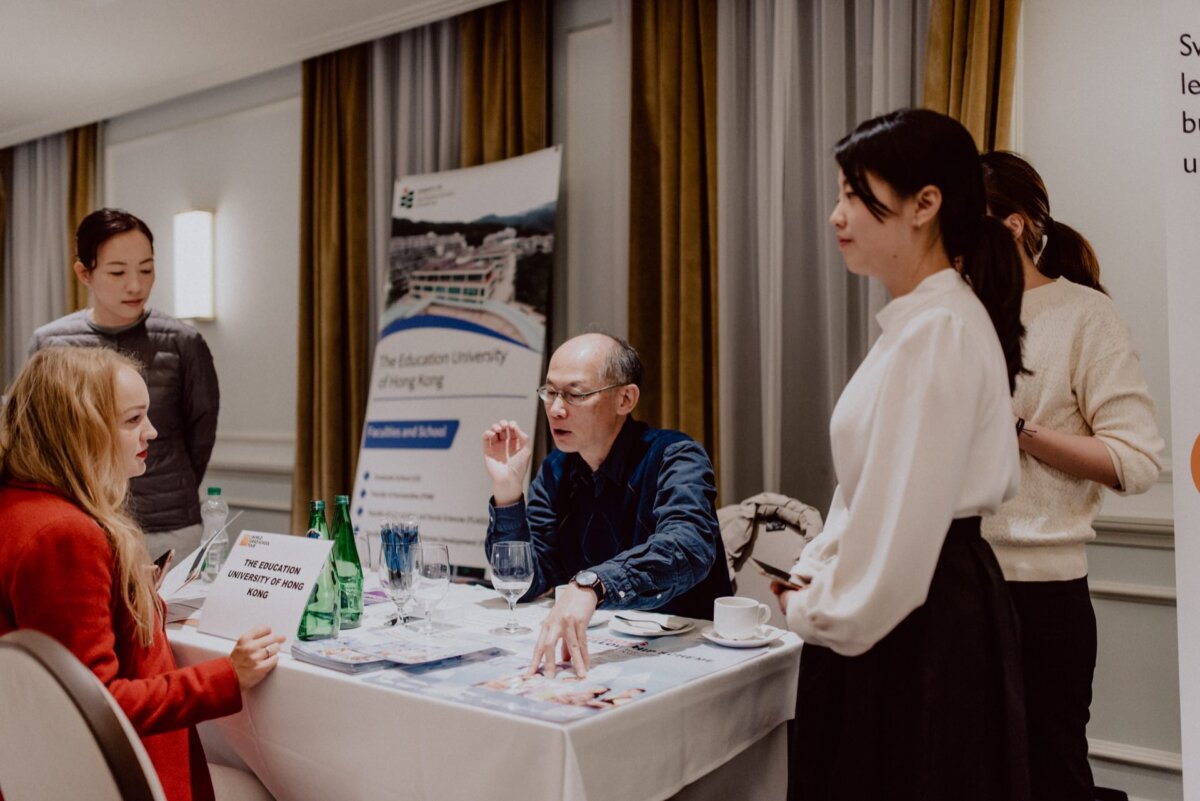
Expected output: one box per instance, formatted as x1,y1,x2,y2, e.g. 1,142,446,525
0,481,242,801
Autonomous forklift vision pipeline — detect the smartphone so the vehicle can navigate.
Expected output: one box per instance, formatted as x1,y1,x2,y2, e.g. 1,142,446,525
153,548,175,573
751,557,806,590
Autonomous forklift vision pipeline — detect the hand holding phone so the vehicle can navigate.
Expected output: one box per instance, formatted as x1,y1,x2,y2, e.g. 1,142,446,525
152,549,175,590
751,557,806,591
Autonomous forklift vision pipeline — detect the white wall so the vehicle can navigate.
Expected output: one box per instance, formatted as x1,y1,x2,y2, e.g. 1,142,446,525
550,0,630,345
104,66,301,536
1018,0,1171,476
1020,2,1180,799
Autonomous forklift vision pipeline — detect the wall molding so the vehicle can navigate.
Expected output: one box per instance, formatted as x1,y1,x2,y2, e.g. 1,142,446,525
1090,579,1176,606
1089,737,1183,774
208,458,293,477
1093,517,1175,550
216,431,296,445
224,495,292,514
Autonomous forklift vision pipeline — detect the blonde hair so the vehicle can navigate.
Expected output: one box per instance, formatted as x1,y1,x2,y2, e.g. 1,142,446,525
0,347,158,645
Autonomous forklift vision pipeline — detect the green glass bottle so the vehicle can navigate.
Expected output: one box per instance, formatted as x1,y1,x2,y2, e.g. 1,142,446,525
297,499,340,640
331,494,364,629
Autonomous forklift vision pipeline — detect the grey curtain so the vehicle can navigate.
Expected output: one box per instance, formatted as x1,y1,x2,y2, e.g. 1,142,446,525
369,20,461,342
716,0,929,509
4,134,68,386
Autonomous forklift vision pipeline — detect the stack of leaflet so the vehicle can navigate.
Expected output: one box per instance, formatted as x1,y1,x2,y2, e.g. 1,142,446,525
291,626,494,674
290,640,394,674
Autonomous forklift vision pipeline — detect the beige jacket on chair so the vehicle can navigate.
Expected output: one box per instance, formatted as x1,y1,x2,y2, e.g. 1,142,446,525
718,492,824,590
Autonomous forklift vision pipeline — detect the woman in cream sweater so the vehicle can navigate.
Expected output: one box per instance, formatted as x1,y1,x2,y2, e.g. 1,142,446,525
981,151,1164,801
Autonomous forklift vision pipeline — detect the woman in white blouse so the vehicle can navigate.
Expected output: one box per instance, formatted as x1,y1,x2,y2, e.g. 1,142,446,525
772,109,1030,800
980,151,1162,801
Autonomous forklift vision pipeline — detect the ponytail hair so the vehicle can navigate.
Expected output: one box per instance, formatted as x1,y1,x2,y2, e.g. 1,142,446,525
834,108,1026,391
981,150,1105,294
964,215,1027,393
1035,219,1103,293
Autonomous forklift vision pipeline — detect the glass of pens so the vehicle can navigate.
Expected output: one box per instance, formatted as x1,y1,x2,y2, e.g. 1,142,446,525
379,518,420,625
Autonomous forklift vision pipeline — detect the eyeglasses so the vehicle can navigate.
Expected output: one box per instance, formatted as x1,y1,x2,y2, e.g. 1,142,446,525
536,383,623,406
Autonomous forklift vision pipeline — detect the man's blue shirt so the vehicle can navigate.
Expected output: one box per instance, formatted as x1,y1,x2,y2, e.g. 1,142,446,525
486,418,730,619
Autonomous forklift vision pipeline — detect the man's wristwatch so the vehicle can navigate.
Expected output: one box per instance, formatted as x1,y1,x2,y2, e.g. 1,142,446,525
572,569,605,602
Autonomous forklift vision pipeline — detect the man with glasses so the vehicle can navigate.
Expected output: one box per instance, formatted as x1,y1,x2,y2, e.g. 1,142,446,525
482,333,730,678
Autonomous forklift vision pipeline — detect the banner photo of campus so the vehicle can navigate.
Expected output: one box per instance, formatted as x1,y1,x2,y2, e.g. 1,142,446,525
352,146,562,569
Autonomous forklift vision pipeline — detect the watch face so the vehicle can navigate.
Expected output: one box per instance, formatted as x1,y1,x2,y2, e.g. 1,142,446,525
575,570,597,587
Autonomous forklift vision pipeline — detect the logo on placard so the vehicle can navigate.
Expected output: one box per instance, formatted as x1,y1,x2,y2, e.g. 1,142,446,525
239,534,251,547
399,186,415,209
1191,433,1200,493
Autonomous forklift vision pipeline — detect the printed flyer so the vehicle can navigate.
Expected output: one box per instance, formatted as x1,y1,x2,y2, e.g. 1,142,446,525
364,629,768,724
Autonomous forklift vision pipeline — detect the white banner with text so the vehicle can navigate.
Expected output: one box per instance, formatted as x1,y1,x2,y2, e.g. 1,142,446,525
353,147,562,569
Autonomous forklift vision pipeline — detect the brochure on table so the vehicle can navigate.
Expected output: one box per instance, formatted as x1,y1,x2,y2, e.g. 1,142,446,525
198,531,333,647
364,627,773,723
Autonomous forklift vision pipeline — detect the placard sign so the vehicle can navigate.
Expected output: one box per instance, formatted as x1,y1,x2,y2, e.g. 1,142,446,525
198,531,333,647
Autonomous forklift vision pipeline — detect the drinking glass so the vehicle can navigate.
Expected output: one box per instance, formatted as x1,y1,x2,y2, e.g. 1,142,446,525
489,541,533,634
410,543,450,635
379,523,419,625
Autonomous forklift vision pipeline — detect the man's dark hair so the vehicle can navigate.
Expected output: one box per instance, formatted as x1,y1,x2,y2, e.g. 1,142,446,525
597,333,642,388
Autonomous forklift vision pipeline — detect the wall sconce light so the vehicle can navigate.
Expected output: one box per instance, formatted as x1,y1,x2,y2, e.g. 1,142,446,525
174,210,215,321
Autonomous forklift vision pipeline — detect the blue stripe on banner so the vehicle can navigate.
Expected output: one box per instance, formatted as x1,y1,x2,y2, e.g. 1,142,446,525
379,314,534,350
364,420,460,449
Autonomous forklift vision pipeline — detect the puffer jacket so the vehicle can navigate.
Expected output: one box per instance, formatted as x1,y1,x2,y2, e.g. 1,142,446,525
29,309,219,532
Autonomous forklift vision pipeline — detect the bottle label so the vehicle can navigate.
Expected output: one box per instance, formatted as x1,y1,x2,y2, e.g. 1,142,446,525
306,528,322,539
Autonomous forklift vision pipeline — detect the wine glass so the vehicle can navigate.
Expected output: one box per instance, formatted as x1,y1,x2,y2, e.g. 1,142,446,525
410,543,450,635
379,524,419,625
489,541,533,635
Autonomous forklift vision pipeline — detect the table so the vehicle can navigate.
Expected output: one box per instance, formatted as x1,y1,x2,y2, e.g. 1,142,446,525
169,583,801,801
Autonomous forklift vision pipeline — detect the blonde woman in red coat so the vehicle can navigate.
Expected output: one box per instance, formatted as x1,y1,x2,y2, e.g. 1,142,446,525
0,347,284,801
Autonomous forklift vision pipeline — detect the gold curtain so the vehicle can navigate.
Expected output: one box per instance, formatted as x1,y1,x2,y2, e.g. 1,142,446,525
923,0,1022,151
292,44,372,533
460,0,552,464
628,0,720,475
460,0,548,167
66,123,99,311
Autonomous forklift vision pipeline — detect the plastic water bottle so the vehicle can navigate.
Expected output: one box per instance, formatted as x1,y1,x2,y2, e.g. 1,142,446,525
201,487,230,583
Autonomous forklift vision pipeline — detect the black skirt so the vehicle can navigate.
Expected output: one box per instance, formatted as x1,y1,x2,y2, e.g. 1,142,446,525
790,516,1029,801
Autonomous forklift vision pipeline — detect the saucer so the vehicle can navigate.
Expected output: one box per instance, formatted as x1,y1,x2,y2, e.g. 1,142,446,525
588,610,614,629
700,625,784,648
609,616,695,638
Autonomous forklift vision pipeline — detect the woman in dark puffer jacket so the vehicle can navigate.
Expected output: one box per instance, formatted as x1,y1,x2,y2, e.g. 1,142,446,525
30,208,219,560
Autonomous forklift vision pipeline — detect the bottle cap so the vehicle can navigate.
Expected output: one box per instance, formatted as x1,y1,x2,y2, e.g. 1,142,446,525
207,487,222,496
310,499,325,511
334,494,349,504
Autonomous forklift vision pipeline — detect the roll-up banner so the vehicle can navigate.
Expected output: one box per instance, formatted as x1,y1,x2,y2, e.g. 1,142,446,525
353,147,562,570
1167,0,1200,792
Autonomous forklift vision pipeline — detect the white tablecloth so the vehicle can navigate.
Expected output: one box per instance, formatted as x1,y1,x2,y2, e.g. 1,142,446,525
168,584,801,801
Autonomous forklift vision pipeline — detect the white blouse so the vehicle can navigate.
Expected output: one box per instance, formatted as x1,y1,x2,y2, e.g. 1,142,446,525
786,268,1020,656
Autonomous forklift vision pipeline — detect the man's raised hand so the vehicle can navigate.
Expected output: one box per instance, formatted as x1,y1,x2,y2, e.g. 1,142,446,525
482,420,532,505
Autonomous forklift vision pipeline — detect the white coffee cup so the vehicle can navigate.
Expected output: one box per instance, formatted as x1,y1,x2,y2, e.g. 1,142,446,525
713,596,771,640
